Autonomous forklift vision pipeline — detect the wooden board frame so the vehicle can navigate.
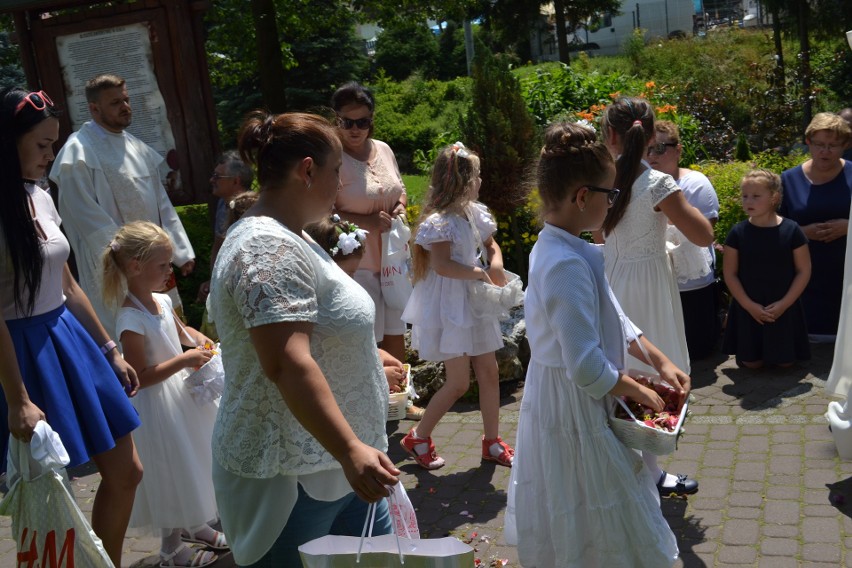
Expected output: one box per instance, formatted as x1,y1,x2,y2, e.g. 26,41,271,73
7,0,219,206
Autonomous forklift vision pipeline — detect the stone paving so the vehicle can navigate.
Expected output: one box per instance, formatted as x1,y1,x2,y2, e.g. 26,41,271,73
0,342,848,567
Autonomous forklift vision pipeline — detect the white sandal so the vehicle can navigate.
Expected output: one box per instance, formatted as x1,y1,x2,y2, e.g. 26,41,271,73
180,528,229,551
160,544,218,568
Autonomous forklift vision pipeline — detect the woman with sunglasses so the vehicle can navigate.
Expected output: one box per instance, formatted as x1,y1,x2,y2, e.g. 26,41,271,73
649,120,721,361
0,87,143,565
780,113,852,345
597,98,713,498
330,83,420,415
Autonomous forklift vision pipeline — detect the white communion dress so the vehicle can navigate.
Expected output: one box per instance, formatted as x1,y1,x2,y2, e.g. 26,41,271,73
604,167,691,374
506,224,678,568
116,293,219,532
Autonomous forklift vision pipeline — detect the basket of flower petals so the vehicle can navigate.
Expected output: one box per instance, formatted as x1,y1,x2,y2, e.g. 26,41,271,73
609,374,689,456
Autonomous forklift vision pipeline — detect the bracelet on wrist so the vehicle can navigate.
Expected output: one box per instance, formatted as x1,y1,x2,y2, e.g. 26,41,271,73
100,340,117,355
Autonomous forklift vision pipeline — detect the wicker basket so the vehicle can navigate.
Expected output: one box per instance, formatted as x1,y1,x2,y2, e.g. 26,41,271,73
387,364,412,422
608,380,688,456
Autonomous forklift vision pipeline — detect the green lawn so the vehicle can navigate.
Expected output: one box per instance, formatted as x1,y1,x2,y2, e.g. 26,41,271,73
402,174,428,206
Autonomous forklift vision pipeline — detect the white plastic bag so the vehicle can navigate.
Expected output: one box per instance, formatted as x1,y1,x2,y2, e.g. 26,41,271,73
380,217,414,311
387,482,420,539
0,421,114,567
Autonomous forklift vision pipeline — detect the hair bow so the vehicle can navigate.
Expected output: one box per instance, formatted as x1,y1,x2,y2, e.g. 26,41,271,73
451,141,470,159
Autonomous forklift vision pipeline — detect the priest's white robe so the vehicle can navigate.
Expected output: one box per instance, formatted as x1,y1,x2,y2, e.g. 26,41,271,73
50,121,194,339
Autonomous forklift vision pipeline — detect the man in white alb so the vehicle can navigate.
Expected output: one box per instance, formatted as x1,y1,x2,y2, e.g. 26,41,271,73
50,74,195,339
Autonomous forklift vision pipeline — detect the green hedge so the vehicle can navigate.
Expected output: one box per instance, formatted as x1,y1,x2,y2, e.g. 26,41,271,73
178,149,807,326
174,204,213,328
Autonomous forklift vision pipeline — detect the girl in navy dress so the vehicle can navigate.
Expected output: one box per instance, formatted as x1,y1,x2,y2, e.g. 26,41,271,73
723,169,811,368
0,87,142,566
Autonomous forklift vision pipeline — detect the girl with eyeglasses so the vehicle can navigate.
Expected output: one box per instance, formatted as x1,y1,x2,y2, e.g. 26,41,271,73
506,120,685,567
0,87,143,566
597,97,713,498
780,112,852,347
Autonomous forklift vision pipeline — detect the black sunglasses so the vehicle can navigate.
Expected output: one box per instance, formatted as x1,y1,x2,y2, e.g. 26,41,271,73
585,186,621,205
647,142,678,156
337,116,373,130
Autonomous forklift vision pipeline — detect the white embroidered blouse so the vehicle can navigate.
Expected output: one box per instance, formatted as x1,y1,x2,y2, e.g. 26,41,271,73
208,216,389,478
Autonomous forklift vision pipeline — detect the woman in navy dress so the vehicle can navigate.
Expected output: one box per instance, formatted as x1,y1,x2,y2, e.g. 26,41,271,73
780,112,852,341
0,87,143,566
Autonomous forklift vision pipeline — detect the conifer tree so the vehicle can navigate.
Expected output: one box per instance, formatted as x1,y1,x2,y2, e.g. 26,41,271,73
461,43,537,280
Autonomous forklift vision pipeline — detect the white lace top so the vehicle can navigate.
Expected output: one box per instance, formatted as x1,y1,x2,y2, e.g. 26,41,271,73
603,168,680,264
207,216,388,478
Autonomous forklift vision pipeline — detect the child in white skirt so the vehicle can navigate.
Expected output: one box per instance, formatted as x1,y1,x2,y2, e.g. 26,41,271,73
103,221,228,568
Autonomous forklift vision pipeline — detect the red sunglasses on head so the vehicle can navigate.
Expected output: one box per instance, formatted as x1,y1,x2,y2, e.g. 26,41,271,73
14,91,54,116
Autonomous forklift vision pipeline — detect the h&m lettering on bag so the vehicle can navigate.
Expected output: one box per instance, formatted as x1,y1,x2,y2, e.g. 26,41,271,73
17,526,75,568
381,264,405,283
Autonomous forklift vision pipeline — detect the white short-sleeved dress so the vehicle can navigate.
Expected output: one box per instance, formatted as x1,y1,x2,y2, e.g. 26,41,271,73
604,167,690,374
507,224,678,567
207,216,389,565
116,293,219,532
402,202,503,362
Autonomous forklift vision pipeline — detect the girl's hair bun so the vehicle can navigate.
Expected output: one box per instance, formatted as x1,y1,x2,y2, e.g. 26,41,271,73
541,121,598,158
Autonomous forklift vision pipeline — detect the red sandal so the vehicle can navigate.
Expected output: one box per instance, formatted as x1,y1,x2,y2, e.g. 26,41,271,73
400,428,446,470
482,436,514,467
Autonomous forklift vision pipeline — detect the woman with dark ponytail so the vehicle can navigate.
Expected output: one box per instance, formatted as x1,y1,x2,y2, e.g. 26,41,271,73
0,87,142,566
598,97,713,497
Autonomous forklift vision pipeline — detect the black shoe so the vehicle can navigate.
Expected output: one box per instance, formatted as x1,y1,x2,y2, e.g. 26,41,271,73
657,471,699,497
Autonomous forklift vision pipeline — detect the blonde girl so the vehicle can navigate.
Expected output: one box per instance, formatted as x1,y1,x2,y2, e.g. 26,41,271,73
507,119,684,568
102,221,227,568
722,169,811,368
400,142,514,469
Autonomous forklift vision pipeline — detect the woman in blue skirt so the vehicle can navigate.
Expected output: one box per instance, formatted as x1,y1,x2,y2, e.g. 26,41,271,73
0,87,143,566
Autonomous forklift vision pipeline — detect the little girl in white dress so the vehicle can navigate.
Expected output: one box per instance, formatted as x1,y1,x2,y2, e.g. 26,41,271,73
400,142,515,470
102,221,227,568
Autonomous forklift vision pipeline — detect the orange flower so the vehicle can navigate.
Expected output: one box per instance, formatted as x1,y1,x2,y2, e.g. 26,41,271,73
645,81,656,89
609,91,621,100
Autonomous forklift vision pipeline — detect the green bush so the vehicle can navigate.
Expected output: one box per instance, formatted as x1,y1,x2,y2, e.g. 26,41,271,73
695,150,807,252
174,204,213,328
370,73,470,173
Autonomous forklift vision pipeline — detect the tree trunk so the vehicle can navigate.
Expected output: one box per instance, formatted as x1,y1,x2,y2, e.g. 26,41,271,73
771,7,784,93
796,0,811,137
250,0,288,112
553,0,571,65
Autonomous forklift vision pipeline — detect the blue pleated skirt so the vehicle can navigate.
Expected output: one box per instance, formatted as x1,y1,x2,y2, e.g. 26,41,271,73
2,304,141,472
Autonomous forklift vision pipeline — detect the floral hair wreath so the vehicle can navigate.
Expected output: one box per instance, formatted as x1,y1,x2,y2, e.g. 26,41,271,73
329,213,368,257
574,119,597,134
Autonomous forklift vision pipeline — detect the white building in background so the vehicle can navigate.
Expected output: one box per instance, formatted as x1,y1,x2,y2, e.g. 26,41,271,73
532,0,697,60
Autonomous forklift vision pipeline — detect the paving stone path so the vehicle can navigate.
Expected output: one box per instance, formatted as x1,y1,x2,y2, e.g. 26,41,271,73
1,342,847,567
